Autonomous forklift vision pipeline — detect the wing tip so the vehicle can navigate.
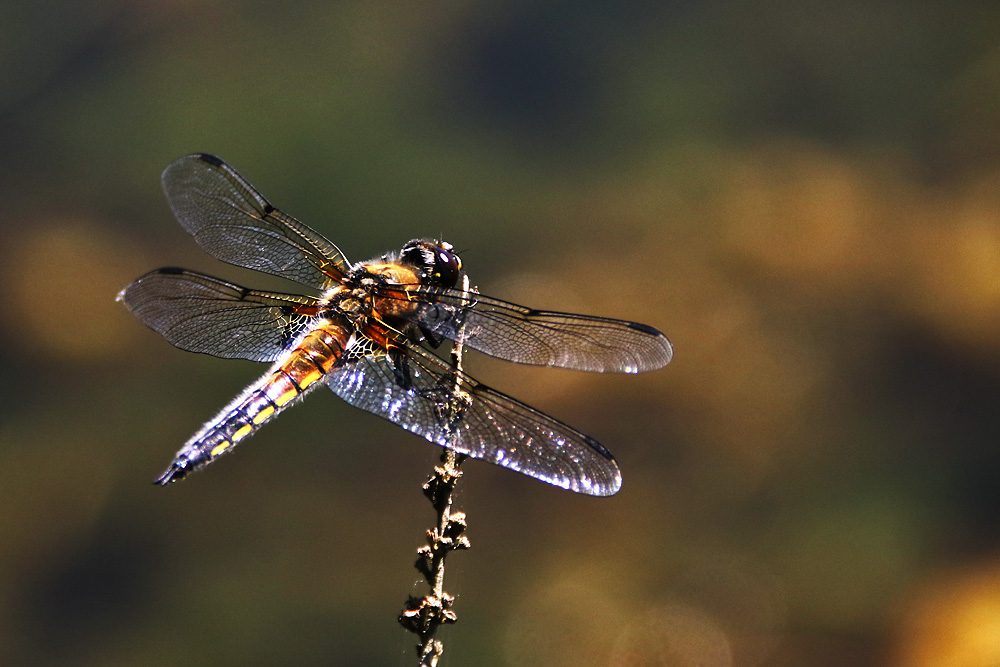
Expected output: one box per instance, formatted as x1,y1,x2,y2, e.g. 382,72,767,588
633,332,673,372
162,153,226,185
657,335,674,367
571,470,622,496
569,435,622,496
623,321,673,370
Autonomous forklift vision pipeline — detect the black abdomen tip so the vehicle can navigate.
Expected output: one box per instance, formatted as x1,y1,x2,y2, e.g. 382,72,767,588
153,465,187,486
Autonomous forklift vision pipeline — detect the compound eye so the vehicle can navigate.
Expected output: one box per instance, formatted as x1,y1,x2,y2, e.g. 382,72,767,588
432,244,462,287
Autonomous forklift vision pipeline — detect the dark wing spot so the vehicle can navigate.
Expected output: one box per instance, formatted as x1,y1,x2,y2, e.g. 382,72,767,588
626,321,663,337
196,153,225,166
583,434,615,460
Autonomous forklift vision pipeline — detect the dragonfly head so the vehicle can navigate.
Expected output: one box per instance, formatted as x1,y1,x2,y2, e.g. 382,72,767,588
400,239,463,288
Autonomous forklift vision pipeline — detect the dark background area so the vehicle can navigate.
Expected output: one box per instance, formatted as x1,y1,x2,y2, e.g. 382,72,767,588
2,1,999,665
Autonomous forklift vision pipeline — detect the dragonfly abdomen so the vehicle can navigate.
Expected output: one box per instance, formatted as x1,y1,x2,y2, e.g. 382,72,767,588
155,321,351,484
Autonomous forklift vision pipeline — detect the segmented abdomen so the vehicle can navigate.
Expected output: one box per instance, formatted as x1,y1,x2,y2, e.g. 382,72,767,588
155,321,351,484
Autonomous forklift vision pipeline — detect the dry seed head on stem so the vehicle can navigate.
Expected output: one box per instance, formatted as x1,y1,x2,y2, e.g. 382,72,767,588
399,275,475,666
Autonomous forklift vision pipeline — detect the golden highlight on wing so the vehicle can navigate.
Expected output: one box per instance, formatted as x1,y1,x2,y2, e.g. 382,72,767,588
398,286,673,372
325,332,622,495
117,268,321,362
162,154,352,289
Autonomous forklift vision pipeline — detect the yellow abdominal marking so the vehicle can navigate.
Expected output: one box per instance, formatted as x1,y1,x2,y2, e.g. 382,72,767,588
210,441,231,457
273,386,297,406
297,367,323,388
252,405,275,424
231,423,253,442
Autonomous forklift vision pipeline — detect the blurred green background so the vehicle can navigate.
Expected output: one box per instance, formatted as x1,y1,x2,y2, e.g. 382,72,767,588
3,1,1000,665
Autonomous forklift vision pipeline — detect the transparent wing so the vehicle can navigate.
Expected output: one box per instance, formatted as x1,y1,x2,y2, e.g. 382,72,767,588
161,154,351,289
325,332,622,495
387,286,672,373
117,268,321,362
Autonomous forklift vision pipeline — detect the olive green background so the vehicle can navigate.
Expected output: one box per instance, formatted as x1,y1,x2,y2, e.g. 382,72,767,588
2,2,999,665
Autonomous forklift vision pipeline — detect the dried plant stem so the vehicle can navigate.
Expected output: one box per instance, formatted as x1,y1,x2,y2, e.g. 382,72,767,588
398,276,474,665
399,448,468,665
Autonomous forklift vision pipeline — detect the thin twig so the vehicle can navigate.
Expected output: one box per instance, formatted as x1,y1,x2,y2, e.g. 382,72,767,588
399,275,474,665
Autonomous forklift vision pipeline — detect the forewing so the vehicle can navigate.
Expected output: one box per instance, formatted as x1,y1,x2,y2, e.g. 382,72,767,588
117,268,320,362
325,333,622,495
161,154,351,289
399,287,672,373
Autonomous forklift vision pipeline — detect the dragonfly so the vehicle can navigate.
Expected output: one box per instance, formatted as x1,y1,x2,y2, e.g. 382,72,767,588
118,154,672,496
